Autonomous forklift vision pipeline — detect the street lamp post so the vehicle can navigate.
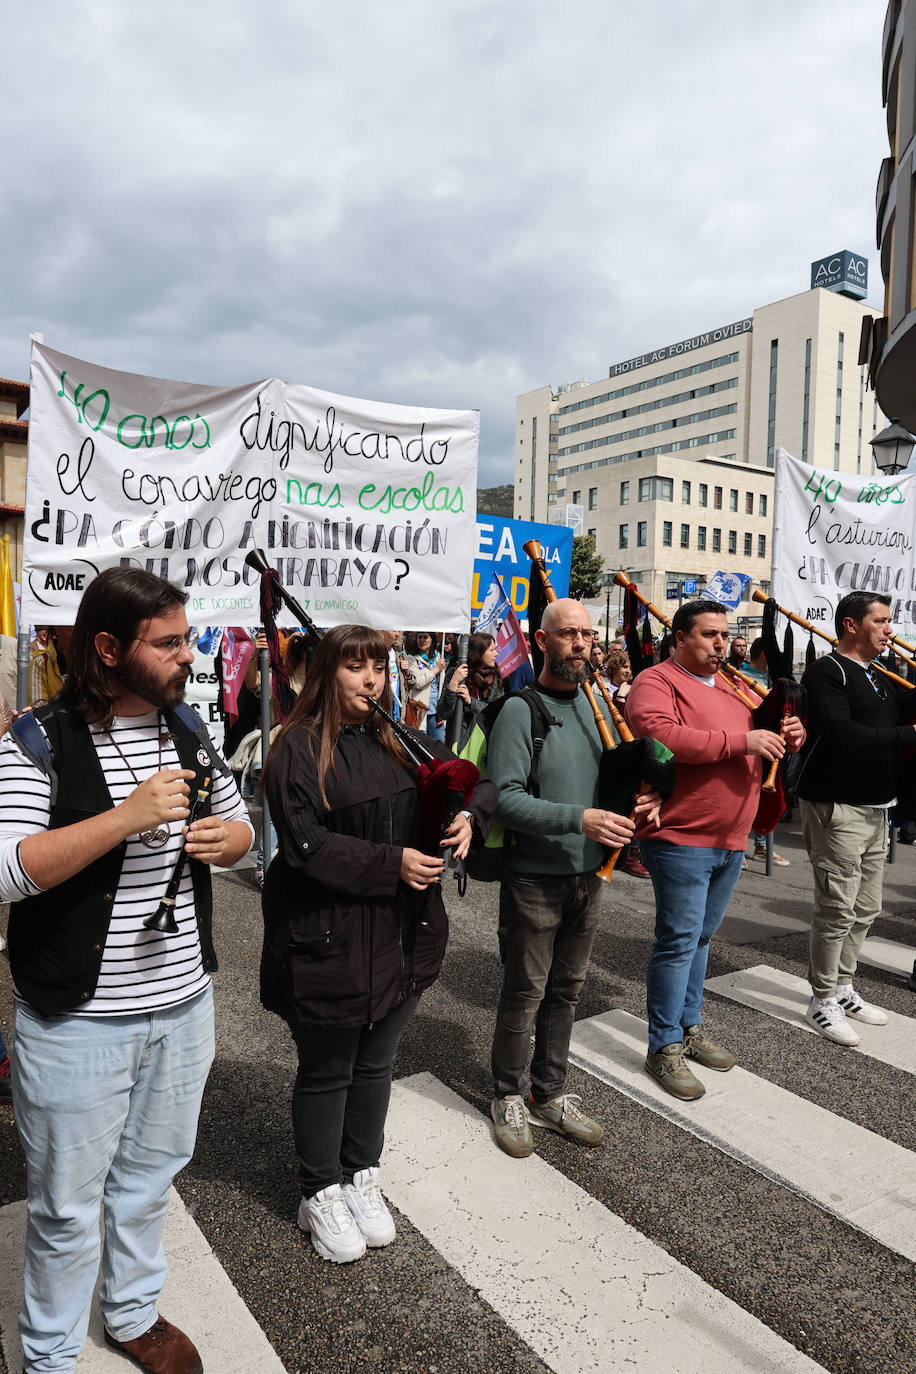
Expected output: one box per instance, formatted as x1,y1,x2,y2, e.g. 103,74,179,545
870,421,916,475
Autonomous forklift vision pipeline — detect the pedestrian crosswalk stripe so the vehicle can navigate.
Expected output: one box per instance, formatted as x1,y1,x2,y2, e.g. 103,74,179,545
385,1072,827,1374
705,965,916,1075
0,1189,286,1373
858,934,915,978
567,1009,916,1263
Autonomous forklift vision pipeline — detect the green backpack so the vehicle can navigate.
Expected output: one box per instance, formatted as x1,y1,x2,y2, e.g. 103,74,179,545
458,686,560,882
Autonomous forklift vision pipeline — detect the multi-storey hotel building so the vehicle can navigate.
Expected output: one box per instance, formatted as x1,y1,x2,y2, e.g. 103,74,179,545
515,266,883,615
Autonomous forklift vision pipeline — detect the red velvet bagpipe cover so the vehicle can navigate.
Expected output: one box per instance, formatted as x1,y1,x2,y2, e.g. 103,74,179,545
416,758,481,856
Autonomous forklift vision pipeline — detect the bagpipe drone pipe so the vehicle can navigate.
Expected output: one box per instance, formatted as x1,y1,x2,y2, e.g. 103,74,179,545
524,541,676,879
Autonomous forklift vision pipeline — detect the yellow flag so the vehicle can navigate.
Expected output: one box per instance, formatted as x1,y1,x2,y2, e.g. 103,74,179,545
0,534,16,637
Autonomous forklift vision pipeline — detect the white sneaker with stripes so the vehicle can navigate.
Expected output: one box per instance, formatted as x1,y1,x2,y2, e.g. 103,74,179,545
835,984,889,1025
805,995,860,1046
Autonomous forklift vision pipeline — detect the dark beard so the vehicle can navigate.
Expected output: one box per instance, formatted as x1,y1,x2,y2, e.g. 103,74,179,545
115,657,188,711
547,652,590,685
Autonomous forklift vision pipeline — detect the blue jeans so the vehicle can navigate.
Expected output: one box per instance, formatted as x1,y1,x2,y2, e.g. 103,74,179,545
491,872,602,1101
13,987,215,1373
641,841,743,1054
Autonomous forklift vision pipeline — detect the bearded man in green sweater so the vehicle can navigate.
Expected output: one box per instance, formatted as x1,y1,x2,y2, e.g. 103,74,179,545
487,598,661,1158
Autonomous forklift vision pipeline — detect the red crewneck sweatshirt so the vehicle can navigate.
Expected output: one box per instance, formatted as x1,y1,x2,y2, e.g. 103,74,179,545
626,656,761,850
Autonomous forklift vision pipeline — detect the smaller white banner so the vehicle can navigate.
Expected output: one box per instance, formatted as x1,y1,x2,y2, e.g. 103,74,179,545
772,447,916,633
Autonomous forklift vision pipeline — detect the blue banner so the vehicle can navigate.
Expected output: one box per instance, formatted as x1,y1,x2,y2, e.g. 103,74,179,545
473,517,574,616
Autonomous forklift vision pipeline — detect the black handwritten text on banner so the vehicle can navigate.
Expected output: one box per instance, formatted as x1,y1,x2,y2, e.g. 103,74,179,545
772,446,916,630
22,343,479,629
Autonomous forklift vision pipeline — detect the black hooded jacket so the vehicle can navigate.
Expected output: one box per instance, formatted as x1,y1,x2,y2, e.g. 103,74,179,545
260,721,496,1027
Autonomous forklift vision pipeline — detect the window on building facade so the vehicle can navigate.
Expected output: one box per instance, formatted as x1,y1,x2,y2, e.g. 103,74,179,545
713,486,722,510
638,476,674,502
663,521,672,547
588,487,598,510
758,534,766,558
712,528,721,553
697,526,707,551
680,523,689,548
745,491,754,514
637,521,647,547
620,480,629,505
759,493,767,517
588,528,597,542
729,489,738,512
744,532,752,556
572,489,581,505
699,483,708,507
728,530,737,555
682,480,691,504
619,524,629,549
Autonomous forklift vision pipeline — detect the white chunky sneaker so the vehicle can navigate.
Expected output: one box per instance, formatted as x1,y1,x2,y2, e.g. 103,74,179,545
805,996,860,1046
835,984,889,1025
298,1184,367,1263
342,1167,397,1248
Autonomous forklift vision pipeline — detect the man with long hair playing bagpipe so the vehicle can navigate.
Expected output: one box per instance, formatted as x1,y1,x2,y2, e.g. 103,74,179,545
627,598,805,1102
0,568,254,1374
486,596,671,1159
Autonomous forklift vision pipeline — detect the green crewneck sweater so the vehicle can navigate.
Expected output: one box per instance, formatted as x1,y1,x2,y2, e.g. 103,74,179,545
488,683,617,876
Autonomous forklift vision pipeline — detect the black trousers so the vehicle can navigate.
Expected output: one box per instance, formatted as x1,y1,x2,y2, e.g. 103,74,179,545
288,994,419,1198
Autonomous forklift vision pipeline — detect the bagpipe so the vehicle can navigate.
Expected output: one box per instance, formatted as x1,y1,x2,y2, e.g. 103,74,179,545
524,541,675,879
243,548,480,876
750,588,916,693
613,571,806,835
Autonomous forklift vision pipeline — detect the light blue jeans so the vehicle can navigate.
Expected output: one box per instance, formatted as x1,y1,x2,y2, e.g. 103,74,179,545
641,841,744,1054
13,986,215,1373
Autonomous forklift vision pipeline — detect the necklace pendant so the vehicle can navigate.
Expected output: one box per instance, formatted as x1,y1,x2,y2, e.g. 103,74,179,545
139,827,170,850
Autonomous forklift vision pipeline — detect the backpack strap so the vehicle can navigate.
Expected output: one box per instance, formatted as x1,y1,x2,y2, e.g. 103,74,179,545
171,702,231,778
10,713,59,807
517,686,561,800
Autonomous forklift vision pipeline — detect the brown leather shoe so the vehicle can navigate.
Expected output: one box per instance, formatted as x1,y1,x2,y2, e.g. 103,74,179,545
104,1316,203,1373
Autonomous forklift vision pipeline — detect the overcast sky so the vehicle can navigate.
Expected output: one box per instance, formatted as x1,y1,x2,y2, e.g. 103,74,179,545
2,0,889,488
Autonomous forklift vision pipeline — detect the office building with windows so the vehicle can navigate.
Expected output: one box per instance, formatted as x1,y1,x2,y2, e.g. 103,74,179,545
515,266,882,615
863,0,916,432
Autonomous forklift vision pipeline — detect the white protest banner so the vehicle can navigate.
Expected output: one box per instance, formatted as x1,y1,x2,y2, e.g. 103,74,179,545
22,343,479,630
772,446,916,632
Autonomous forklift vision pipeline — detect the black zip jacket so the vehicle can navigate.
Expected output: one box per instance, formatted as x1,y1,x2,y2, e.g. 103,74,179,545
797,652,915,805
260,722,496,1027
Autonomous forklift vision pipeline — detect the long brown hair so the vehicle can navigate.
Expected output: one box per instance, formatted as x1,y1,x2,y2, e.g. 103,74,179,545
264,624,414,807
57,568,187,727
467,631,503,698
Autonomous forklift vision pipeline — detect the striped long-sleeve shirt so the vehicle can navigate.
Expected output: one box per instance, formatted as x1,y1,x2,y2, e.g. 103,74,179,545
0,710,253,1015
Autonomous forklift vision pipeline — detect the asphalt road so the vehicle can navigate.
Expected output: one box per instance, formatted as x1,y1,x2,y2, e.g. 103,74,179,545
2,819,916,1374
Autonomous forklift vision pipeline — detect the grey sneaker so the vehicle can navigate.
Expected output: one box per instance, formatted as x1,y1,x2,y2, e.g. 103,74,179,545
490,1094,534,1157
527,1093,604,1145
683,1024,736,1072
645,1042,706,1100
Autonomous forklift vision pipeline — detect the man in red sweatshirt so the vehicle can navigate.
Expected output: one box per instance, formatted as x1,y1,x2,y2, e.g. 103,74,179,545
626,599,805,1101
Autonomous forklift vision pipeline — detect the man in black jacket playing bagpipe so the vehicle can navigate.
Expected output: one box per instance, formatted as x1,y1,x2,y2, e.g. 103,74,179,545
798,591,916,1046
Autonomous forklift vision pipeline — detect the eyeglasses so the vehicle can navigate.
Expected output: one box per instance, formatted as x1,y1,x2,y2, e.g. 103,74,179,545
545,627,591,642
138,628,199,657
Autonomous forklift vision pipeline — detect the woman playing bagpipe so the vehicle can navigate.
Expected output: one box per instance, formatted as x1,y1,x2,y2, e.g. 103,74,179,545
259,625,497,1263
